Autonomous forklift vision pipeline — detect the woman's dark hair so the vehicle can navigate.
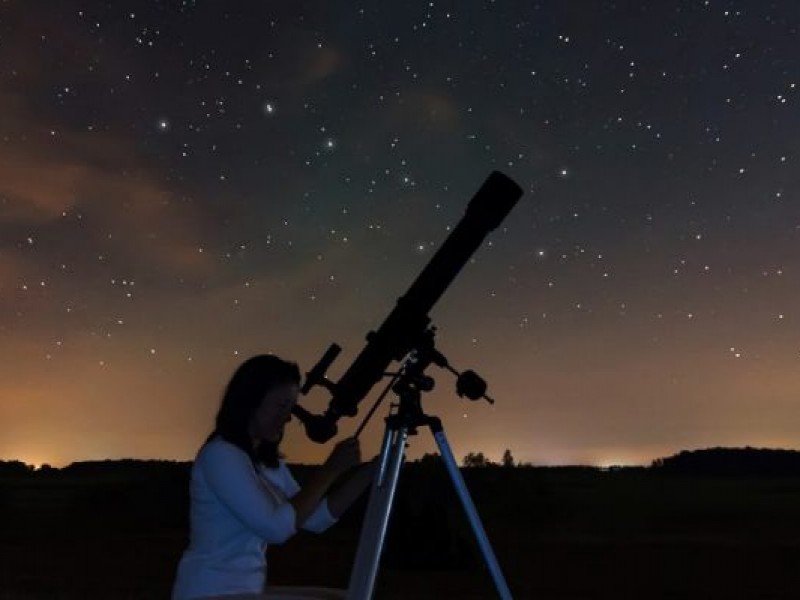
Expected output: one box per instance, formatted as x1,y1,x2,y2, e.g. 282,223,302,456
206,354,301,468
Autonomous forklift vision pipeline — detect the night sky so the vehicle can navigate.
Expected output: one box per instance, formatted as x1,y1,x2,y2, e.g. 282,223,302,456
2,1,799,468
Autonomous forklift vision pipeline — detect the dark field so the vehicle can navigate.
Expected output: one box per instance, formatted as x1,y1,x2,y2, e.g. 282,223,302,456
2,462,800,599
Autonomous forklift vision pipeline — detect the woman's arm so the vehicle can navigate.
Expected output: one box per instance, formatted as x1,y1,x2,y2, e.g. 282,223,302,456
200,441,298,544
290,437,361,527
288,464,340,527
326,459,377,519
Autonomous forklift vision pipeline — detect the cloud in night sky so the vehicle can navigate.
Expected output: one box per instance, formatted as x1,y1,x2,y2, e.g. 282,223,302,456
1,1,799,468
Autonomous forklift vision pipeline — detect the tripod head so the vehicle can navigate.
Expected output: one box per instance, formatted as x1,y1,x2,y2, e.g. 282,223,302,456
292,171,523,443
376,325,496,437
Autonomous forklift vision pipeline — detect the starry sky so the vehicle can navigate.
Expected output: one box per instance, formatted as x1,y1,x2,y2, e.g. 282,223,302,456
2,1,799,468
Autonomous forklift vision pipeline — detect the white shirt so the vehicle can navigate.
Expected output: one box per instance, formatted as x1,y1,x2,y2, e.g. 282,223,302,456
171,437,338,600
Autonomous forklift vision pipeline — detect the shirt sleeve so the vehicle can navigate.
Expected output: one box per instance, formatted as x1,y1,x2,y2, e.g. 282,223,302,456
302,497,338,533
282,462,338,534
199,441,297,544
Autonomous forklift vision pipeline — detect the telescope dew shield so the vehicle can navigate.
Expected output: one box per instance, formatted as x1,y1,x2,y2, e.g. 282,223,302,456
326,171,523,420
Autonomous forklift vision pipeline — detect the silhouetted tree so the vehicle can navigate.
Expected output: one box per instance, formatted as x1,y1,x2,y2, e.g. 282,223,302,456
416,452,441,467
0,460,34,476
462,451,490,467
501,449,515,468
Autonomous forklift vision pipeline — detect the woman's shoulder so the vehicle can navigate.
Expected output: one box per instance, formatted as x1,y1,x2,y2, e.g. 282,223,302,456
198,435,250,464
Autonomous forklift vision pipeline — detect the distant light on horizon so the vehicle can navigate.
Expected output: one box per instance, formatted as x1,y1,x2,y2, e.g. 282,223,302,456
593,456,649,469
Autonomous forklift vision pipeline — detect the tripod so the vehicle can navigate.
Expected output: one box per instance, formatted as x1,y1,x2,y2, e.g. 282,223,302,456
345,342,514,599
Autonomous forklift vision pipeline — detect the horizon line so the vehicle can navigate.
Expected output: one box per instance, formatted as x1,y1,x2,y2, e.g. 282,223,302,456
5,444,800,471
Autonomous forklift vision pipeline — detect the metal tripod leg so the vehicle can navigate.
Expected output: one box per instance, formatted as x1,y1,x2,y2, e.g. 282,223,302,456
432,425,514,600
346,418,514,600
346,424,408,599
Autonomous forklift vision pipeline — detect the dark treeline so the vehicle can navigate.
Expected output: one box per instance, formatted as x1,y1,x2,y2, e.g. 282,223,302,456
0,459,33,476
651,447,800,476
5,446,800,478
60,459,191,478
0,458,191,479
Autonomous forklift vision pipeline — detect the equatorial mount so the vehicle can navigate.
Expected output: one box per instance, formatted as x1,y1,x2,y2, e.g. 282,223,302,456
308,325,495,440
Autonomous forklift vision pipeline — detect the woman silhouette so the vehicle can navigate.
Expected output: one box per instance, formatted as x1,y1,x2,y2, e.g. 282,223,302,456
171,354,374,600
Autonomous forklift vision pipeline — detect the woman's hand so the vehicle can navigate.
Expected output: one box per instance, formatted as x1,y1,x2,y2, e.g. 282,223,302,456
326,454,379,519
323,437,361,475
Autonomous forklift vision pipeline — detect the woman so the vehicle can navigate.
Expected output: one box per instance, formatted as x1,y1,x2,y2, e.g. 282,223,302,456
172,354,375,600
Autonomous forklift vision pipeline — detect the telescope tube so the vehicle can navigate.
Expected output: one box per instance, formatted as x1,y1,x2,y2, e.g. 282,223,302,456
326,171,523,419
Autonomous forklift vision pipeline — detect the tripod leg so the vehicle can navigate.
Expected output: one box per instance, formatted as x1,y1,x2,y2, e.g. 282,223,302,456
346,425,407,600
431,425,514,600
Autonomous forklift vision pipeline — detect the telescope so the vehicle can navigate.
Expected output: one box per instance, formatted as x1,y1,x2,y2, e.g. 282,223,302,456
292,170,523,443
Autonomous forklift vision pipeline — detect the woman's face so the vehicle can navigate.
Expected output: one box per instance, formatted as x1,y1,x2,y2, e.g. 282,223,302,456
250,382,299,444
